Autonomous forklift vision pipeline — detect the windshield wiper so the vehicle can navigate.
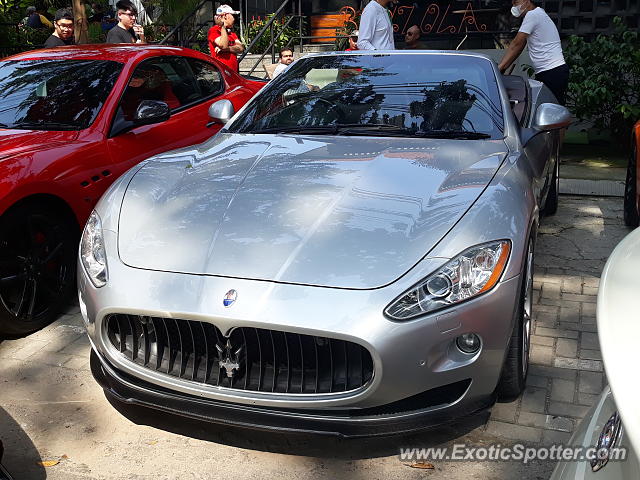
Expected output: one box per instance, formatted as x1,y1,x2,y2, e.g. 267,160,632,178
251,124,412,136
413,130,492,139
252,125,341,135
250,125,492,139
12,121,79,131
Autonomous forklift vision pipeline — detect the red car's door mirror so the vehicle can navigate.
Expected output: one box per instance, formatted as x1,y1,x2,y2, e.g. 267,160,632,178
133,100,170,126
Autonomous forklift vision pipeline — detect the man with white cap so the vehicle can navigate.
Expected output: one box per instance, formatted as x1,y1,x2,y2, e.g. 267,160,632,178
208,4,244,72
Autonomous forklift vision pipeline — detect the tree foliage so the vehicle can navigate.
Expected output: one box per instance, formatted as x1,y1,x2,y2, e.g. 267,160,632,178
565,17,640,143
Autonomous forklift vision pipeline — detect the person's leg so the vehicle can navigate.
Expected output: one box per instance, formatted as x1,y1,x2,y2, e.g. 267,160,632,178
535,63,569,105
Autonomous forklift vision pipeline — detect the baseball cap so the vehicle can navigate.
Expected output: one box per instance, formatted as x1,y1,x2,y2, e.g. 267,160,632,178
351,30,359,37
216,4,240,15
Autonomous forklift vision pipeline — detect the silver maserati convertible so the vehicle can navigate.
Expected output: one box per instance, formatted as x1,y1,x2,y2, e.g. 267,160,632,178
79,51,571,436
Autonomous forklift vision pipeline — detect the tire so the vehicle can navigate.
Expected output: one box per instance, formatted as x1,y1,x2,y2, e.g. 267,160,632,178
0,204,77,337
624,137,639,228
541,152,559,216
496,236,534,400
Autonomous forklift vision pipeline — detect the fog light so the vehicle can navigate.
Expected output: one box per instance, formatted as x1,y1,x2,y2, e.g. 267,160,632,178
456,333,481,354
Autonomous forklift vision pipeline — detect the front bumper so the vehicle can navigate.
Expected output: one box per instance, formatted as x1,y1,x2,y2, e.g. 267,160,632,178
80,232,523,430
91,348,494,437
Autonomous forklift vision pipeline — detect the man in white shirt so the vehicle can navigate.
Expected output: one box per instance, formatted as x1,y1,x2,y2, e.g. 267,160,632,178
273,48,294,78
498,0,569,104
357,0,396,51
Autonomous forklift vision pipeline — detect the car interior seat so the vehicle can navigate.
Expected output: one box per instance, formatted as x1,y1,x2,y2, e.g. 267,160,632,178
502,75,530,126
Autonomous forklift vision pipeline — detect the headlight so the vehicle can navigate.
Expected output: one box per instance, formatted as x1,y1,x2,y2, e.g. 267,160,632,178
385,240,511,320
80,210,108,288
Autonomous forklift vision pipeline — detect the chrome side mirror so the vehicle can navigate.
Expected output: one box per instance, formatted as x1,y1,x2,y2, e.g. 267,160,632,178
208,99,235,124
533,103,572,131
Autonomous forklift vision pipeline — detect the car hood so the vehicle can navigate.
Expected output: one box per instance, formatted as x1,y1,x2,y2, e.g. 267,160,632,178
118,133,508,289
0,128,79,159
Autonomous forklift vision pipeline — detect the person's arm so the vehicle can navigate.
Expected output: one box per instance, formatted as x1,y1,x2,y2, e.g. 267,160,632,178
215,25,229,49
40,14,53,28
228,39,244,55
356,7,376,50
498,31,528,73
133,24,146,44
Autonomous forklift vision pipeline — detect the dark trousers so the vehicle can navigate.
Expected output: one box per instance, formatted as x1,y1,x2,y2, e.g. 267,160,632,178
535,63,570,105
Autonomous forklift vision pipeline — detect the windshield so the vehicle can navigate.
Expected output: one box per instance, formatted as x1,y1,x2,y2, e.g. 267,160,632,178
0,59,123,131
227,54,504,139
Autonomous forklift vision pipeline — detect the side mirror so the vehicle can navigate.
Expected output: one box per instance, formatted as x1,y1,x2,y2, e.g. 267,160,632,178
134,100,170,126
533,103,572,131
208,99,234,124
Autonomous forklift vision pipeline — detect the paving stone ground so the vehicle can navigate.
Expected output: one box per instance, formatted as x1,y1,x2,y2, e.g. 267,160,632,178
0,196,632,480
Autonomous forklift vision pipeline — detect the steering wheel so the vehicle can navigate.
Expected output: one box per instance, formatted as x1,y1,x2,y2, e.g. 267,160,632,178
305,97,346,123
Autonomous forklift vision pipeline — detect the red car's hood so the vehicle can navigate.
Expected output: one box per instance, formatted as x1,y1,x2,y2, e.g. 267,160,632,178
0,129,80,159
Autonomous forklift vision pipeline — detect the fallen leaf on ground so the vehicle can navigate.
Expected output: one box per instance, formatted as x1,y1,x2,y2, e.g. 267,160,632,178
407,462,435,470
146,440,158,445
37,460,59,467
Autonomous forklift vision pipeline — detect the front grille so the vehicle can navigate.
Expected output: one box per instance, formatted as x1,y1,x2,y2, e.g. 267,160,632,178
105,314,374,394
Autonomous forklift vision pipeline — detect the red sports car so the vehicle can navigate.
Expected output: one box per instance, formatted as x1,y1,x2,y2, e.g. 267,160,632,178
0,44,265,336
624,120,640,228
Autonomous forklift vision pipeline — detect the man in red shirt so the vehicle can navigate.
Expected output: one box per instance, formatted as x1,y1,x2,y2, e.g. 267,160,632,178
208,4,244,72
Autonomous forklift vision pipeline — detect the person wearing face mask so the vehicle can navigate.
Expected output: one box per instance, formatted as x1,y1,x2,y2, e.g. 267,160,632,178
357,0,397,50
498,0,569,105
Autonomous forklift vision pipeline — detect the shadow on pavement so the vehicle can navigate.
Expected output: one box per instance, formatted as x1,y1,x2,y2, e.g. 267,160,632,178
0,405,45,480
105,394,489,459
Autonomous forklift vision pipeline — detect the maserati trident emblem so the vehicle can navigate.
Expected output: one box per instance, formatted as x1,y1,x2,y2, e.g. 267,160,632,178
223,289,237,307
216,339,243,379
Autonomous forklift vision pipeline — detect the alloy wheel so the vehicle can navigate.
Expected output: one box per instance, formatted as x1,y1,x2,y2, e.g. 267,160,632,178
0,209,74,332
521,240,533,378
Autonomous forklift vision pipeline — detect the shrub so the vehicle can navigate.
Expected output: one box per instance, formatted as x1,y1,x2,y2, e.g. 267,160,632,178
87,22,105,43
245,14,301,54
565,17,640,144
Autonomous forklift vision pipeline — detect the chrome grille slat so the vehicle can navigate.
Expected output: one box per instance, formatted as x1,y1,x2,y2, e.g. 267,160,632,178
105,314,374,395
241,328,249,390
329,339,333,392
142,320,150,366
284,332,291,392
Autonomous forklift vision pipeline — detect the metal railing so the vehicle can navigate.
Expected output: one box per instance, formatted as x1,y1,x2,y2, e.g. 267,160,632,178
237,0,304,75
158,0,213,48
158,0,306,76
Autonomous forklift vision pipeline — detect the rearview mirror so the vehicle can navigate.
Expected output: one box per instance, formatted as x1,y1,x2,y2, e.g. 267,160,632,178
134,100,170,126
533,103,572,131
208,99,234,124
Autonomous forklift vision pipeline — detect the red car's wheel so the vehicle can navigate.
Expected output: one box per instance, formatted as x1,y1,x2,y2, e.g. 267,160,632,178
624,135,639,228
0,204,77,337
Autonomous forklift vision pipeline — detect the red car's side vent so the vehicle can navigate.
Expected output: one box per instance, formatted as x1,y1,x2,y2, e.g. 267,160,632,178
80,170,112,188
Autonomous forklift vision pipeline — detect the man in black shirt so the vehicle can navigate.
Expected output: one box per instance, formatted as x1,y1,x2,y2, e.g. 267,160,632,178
106,0,145,43
44,9,75,48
